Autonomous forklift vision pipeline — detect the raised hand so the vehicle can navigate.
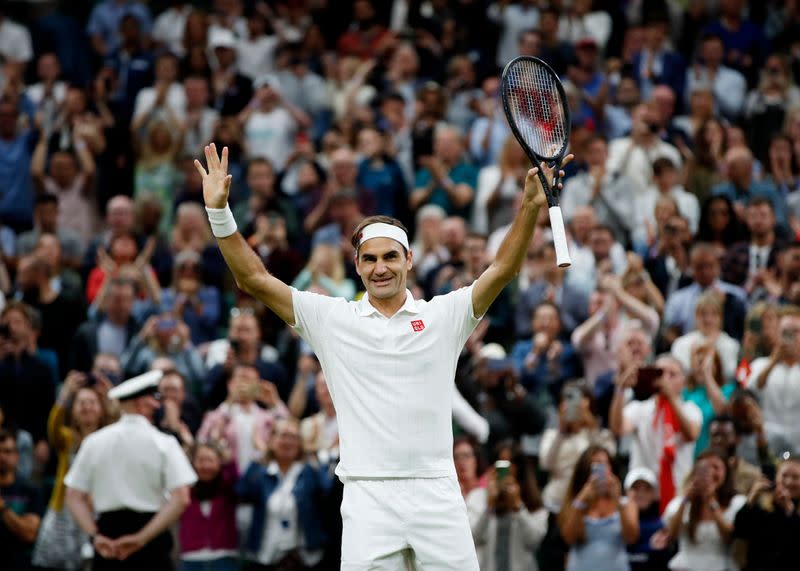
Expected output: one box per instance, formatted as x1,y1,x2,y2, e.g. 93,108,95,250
522,154,574,207
194,143,232,209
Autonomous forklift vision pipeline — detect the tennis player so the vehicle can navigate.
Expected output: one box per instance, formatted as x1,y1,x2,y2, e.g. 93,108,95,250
196,143,571,570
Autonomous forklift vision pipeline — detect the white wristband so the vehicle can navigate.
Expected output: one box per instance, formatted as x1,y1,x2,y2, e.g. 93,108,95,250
205,204,237,238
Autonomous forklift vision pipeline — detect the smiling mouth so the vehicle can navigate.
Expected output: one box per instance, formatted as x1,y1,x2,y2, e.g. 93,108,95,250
372,277,392,286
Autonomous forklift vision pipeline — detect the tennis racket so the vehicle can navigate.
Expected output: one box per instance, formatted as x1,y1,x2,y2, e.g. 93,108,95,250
501,55,572,268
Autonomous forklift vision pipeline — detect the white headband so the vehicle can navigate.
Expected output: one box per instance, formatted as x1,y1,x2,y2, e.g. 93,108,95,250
357,222,409,251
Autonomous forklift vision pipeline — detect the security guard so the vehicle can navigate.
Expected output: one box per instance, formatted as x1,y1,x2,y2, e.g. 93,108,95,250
64,370,197,570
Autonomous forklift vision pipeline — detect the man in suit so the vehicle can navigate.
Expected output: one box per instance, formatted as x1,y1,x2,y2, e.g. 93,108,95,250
632,13,685,104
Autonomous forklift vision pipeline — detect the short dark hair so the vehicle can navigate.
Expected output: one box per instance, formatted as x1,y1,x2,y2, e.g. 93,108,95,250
0,428,16,447
652,157,678,176
710,413,737,429
589,224,615,240
747,196,774,210
351,215,409,255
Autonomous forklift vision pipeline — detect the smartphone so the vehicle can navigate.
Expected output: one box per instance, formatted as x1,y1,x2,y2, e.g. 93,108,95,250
591,462,607,492
158,317,177,331
634,366,663,400
495,460,511,484
563,386,582,423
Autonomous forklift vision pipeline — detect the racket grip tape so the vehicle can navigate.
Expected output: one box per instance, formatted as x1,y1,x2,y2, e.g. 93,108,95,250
548,206,571,268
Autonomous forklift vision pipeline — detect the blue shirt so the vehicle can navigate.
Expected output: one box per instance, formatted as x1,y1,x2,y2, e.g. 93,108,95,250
414,162,478,218
87,0,152,54
0,130,37,229
357,157,408,218
663,280,746,334
711,180,788,230
510,338,581,404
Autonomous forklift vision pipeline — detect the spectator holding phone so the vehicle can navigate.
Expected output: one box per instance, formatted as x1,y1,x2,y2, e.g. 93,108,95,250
558,445,639,571
468,441,549,571
662,448,746,571
610,355,702,512
540,382,616,513
198,364,289,473
748,306,800,456
733,458,800,571
31,371,109,569
729,389,777,476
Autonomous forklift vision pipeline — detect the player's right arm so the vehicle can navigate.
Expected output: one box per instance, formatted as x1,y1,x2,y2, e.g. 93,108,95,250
195,144,295,326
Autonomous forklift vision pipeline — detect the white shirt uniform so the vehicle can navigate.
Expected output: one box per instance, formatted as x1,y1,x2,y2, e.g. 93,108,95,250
64,414,197,513
291,284,481,479
748,359,800,455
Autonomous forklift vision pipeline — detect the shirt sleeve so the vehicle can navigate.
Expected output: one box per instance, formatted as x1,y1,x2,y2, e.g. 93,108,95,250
622,400,645,433
662,495,684,525
290,288,340,355
63,436,95,492
440,283,482,351
161,435,198,490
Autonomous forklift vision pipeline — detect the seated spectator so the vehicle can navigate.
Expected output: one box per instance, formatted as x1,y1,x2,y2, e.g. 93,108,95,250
204,311,290,407
16,194,84,270
160,249,221,346
511,301,582,406
171,203,214,255
733,458,800,571
0,429,43,570
0,302,56,447
131,52,186,130
695,196,749,260
748,306,800,456
298,372,339,458
517,241,588,339
30,131,97,248
610,355,702,512
721,198,784,293
355,126,409,224
85,232,161,306
121,313,206,394
663,243,747,345
16,254,86,377
638,158,700,240
236,417,332,568
644,214,692,300
539,382,616,513
71,279,140,372
624,467,669,571
207,28,253,117
740,302,780,369
31,371,108,570
621,254,665,318
292,243,356,300
472,136,528,237
34,233,83,304
410,204,449,284
561,135,637,248
179,442,239,571
0,397,34,481
671,293,741,381
558,445,639,571
133,120,182,233
567,224,629,298
470,345,547,446
711,147,788,234
199,364,289,473
682,343,737,456
468,441,548,571
631,13,685,102
662,448,746,571
454,435,484,500
709,415,762,496
0,96,36,233
154,370,200,450
730,389,777,477
685,33,747,121
411,125,477,219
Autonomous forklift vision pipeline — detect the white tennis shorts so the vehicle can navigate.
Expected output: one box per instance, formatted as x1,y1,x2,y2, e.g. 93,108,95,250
340,475,479,570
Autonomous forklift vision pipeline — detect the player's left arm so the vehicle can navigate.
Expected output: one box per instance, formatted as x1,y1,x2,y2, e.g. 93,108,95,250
472,156,572,318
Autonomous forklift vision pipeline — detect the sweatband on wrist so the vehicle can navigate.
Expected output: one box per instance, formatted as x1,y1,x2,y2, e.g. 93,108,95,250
205,204,237,238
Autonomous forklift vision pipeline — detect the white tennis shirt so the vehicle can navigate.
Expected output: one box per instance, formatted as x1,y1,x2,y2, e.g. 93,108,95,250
291,284,481,478
64,414,197,513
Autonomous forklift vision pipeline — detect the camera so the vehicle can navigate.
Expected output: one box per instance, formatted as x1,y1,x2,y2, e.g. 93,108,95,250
633,366,663,400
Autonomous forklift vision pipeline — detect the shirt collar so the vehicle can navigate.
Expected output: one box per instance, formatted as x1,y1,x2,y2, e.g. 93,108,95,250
120,413,152,426
356,289,420,317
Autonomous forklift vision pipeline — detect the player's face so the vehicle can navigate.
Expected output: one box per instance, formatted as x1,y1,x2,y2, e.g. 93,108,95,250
356,238,413,301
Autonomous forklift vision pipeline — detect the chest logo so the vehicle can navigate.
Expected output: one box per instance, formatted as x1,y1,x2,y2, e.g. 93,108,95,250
411,319,425,332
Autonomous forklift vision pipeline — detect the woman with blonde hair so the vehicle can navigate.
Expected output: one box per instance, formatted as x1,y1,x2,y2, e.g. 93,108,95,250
291,243,356,299
236,417,333,569
31,372,110,569
472,135,530,235
134,119,183,233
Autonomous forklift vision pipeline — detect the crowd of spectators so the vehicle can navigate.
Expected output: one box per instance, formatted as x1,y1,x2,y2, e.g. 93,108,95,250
2,0,800,570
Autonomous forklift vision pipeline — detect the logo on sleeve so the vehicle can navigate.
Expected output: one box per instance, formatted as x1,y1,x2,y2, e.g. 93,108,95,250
411,320,425,332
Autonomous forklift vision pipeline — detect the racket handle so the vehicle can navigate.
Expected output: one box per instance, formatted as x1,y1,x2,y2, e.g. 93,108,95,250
548,206,571,268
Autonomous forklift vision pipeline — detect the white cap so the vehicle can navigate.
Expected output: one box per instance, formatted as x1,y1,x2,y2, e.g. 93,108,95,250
479,343,507,360
624,467,658,491
107,370,163,402
208,28,238,51
253,73,282,94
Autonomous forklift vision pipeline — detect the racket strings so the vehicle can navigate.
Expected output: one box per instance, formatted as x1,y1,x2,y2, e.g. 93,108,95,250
504,61,568,160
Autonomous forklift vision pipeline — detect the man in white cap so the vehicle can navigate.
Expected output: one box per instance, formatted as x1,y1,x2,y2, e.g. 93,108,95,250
196,143,570,570
64,370,197,570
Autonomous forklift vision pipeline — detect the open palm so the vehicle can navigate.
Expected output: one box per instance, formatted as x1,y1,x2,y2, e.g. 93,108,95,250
194,143,232,209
